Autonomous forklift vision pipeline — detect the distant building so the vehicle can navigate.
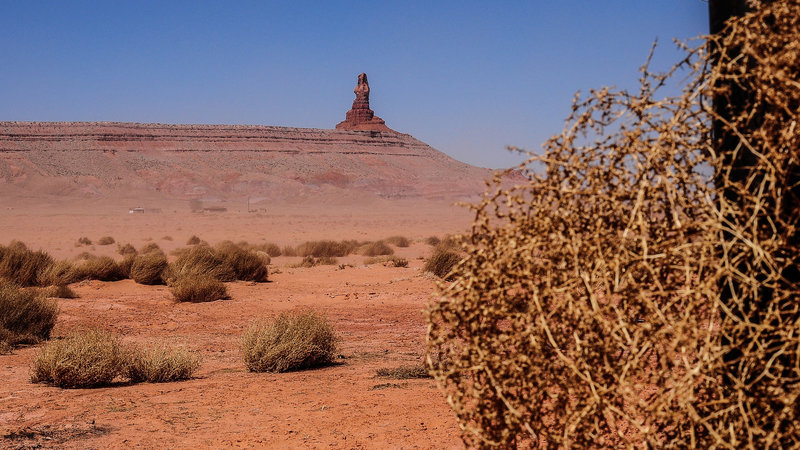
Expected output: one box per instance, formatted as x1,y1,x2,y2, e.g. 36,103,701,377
129,207,145,214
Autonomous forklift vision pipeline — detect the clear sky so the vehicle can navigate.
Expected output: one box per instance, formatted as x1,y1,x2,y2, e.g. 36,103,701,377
0,1,709,169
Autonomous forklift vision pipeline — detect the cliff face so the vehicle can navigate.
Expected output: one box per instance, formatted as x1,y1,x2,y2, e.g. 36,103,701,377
0,121,490,201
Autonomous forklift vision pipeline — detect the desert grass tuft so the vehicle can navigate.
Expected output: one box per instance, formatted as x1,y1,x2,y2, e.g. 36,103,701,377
130,252,168,285
363,256,408,267
358,241,394,257
70,256,126,282
295,240,359,258
0,242,55,287
76,237,92,246
126,344,201,383
138,242,164,256
170,275,228,303
0,283,58,348
376,364,431,379
293,256,338,268
242,311,338,373
385,235,411,247
117,243,138,257
31,329,125,388
40,285,78,299
214,241,269,282
97,236,115,246
281,245,298,257
423,246,462,280
186,235,201,245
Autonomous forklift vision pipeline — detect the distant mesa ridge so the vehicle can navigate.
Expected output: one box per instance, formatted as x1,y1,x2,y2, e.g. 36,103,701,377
0,74,489,200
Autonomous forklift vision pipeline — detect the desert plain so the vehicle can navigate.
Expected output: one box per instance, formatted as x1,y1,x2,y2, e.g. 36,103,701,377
0,119,495,448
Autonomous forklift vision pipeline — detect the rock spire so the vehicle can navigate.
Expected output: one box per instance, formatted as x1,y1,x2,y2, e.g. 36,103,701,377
336,73,393,132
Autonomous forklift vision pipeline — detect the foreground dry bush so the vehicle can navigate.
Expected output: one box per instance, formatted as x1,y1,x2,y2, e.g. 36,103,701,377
32,329,202,388
69,256,126,282
40,285,78,299
0,242,55,287
126,345,201,383
170,275,228,303
427,2,800,447
31,329,125,388
242,311,338,373
0,283,58,348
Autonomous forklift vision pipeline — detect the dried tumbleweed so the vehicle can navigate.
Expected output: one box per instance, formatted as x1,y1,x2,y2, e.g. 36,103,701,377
427,1,799,447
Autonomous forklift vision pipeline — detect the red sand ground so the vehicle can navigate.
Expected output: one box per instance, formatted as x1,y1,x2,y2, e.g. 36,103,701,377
0,200,473,449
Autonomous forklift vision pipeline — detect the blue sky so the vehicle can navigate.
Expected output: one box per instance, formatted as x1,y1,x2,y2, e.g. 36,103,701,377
0,1,709,169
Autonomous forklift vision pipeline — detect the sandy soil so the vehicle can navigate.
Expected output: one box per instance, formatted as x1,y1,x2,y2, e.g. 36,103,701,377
0,200,472,449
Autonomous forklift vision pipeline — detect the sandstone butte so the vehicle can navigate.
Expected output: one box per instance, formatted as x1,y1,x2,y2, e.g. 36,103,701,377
0,74,492,203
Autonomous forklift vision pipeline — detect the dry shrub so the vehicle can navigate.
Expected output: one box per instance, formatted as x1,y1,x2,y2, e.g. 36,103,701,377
126,345,201,383
170,275,228,303
293,256,338,268
262,243,281,257
281,245,298,257
214,241,269,282
0,242,55,287
118,255,135,279
376,364,430,379
130,252,167,285
425,236,441,246
70,256,125,282
161,235,173,241
31,329,125,388
40,285,78,299
38,260,78,286
186,235,201,245
0,283,58,347
427,3,800,447
363,256,408,267
117,243,137,257
295,240,359,258
242,311,338,373
385,235,411,247
422,246,462,280
76,237,92,246
138,242,164,255
358,241,394,257
97,236,115,246
168,245,234,282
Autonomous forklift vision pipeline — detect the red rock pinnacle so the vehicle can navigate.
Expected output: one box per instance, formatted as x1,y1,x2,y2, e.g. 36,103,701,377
336,73,393,132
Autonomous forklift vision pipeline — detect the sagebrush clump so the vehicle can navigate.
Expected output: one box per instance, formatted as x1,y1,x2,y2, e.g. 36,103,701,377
242,311,338,373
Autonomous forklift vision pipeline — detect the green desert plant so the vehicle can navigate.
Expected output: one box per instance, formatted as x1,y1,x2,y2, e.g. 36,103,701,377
170,275,229,303
125,344,201,383
241,311,338,373
130,252,168,285
97,236,115,246
0,283,58,348
423,246,462,280
31,328,125,388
